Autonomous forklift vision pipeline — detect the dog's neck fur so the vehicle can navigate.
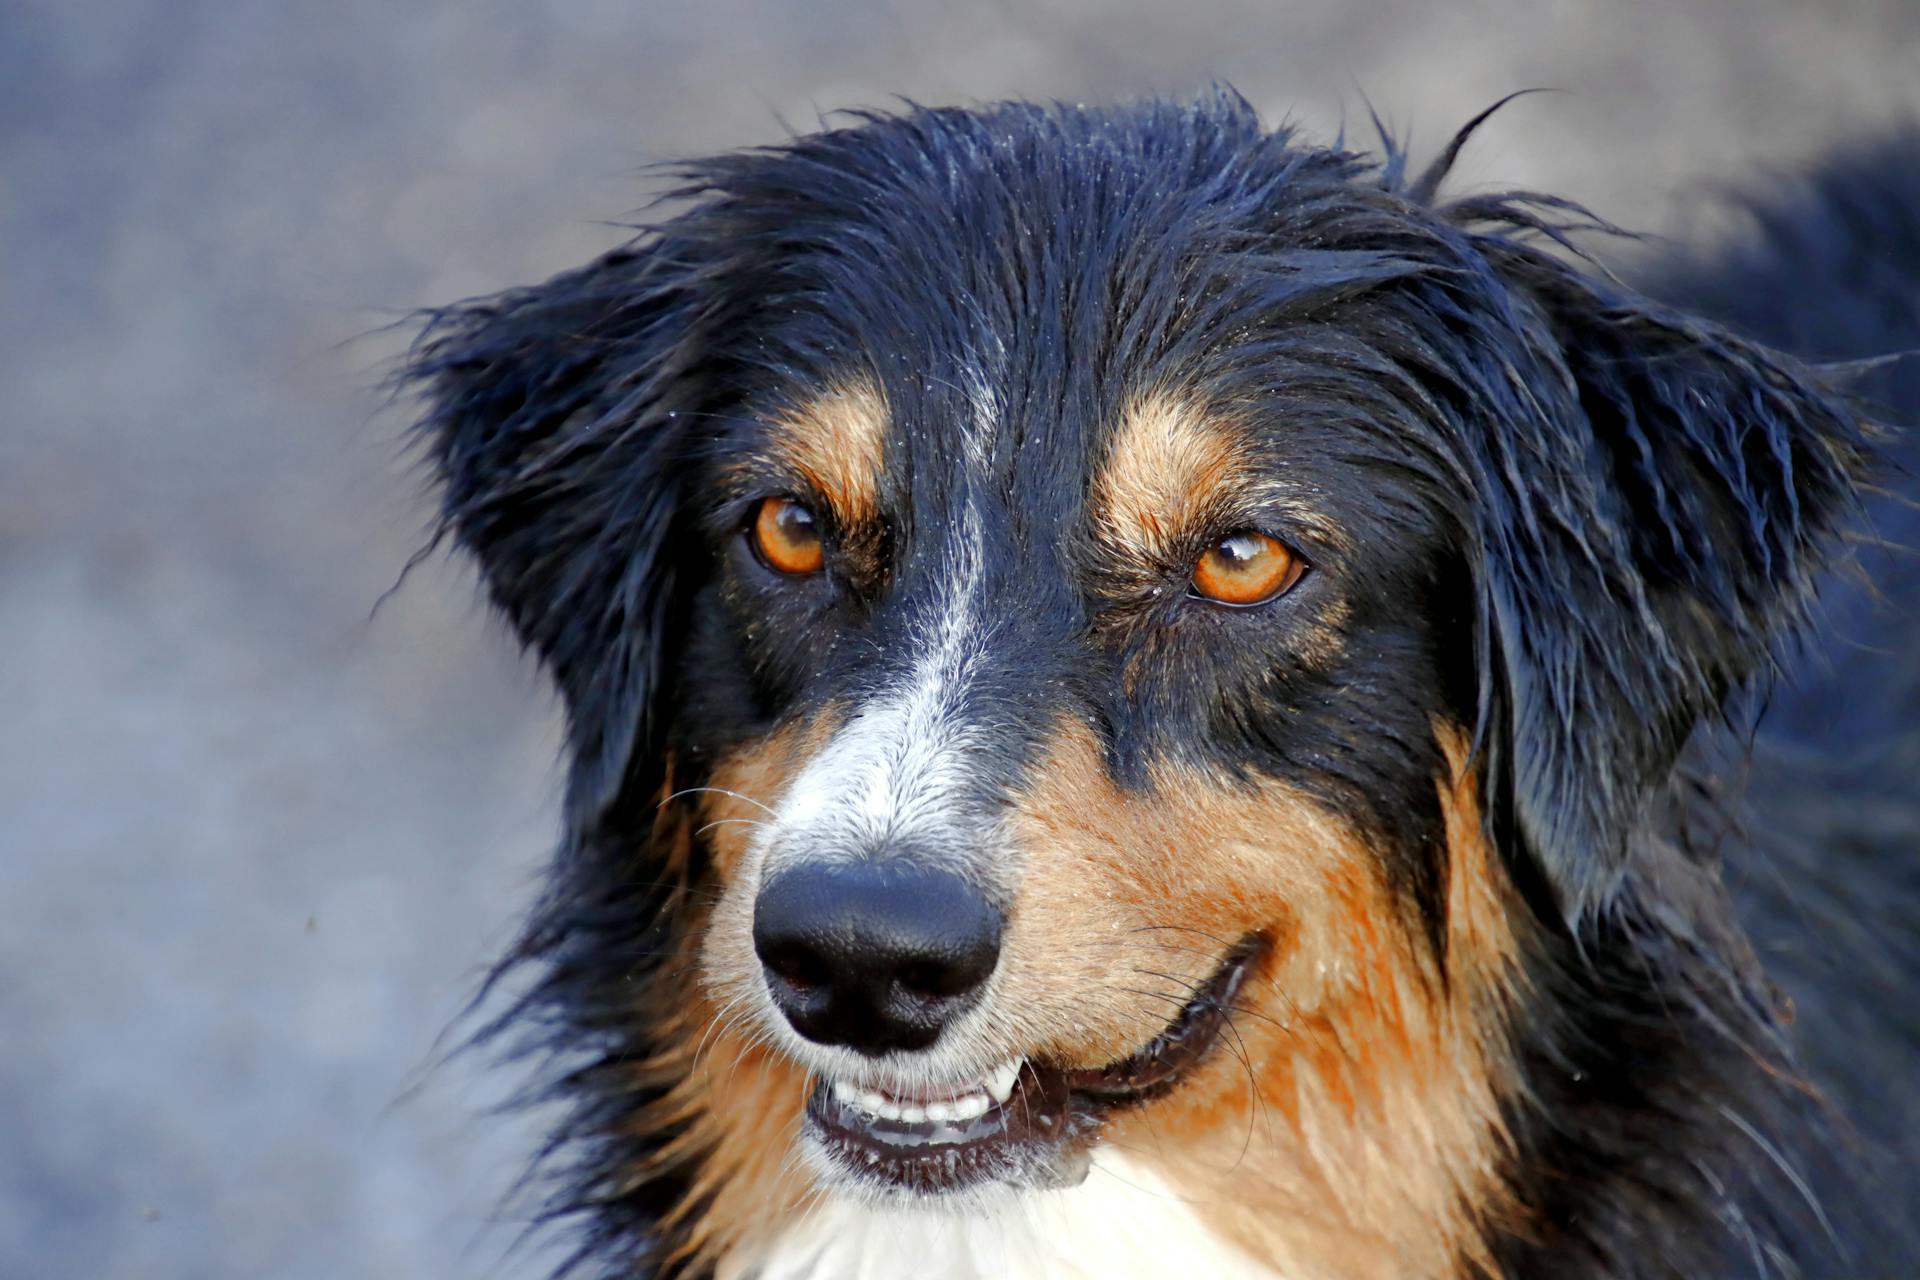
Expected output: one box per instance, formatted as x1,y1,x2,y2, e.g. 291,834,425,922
715,1150,1283,1280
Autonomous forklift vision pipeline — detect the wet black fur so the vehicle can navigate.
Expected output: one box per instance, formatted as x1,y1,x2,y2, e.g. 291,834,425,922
405,94,1920,1278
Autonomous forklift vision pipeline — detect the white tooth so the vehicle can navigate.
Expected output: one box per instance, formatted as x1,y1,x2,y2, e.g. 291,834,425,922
924,1101,952,1122
951,1094,989,1120
832,1081,859,1105
878,1101,902,1121
858,1091,888,1116
898,1104,927,1124
987,1061,1021,1103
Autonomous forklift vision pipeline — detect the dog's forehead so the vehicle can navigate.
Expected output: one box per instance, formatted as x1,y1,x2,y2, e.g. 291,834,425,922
723,133,1274,513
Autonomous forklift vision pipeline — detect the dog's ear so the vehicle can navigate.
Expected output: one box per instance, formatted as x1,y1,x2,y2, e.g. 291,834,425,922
405,241,721,833
1459,241,1874,924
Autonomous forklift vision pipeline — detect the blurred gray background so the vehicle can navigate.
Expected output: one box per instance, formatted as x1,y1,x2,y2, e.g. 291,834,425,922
3,1,1916,1276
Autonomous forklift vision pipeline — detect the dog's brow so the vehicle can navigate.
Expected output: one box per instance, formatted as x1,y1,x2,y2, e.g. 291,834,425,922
1092,391,1251,562
766,377,890,526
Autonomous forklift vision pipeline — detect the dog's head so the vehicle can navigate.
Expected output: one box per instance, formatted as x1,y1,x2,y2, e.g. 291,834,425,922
410,96,1869,1276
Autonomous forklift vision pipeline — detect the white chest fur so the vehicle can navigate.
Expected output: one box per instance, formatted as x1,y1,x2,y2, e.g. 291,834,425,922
717,1150,1284,1280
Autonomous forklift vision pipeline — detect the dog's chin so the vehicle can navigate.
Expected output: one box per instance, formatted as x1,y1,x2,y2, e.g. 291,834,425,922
799,937,1263,1201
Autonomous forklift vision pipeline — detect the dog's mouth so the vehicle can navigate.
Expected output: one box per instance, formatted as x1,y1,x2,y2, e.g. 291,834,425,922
805,936,1263,1196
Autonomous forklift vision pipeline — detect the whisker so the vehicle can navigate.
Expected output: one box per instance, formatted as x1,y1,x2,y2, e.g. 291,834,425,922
1214,1008,1270,1172
1114,985,1196,1018
1132,967,1208,998
692,993,751,1079
1123,937,1234,962
694,817,770,839
1222,996,1292,1037
601,878,725,904
662,785,779,818
1128,923,1241,949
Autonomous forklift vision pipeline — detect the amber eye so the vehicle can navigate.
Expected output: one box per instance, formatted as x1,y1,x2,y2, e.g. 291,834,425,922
1190,530,1305,606
750,496,826,575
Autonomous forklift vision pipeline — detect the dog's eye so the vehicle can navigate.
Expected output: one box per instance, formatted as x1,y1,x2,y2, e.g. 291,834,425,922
751,496,826,575
1190,531,1305,607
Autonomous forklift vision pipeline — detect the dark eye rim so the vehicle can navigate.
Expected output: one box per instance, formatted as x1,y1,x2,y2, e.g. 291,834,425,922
1185,529,1310,610
744,493,829,577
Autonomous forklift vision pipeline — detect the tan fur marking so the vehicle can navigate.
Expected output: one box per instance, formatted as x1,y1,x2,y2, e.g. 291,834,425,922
990,722,1529,1280
1093,390,1252,570
766,377,890,527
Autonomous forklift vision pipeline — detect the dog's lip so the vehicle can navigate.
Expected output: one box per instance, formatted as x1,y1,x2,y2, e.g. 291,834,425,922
806,935,1264,1194
1059,933,1263,1102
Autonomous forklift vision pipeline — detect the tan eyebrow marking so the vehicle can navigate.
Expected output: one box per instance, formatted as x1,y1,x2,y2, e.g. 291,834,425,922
765,376,890,527
1091,390,1253,566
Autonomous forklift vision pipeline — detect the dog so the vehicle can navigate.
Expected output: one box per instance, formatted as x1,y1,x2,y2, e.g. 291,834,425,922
405,93,1920,1279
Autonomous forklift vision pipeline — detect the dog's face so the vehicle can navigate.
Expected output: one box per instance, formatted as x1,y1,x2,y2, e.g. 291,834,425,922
411,97,1866,1276
691,366,1505,1226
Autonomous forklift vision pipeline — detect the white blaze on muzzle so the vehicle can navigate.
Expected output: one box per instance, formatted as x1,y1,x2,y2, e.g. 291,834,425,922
765,501,992,879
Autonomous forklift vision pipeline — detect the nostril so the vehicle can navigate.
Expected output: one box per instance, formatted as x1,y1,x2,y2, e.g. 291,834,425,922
762,944,828,993
895,961,957,1000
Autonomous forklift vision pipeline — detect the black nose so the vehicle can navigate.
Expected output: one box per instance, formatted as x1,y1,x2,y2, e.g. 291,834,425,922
752,862,1003,1056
